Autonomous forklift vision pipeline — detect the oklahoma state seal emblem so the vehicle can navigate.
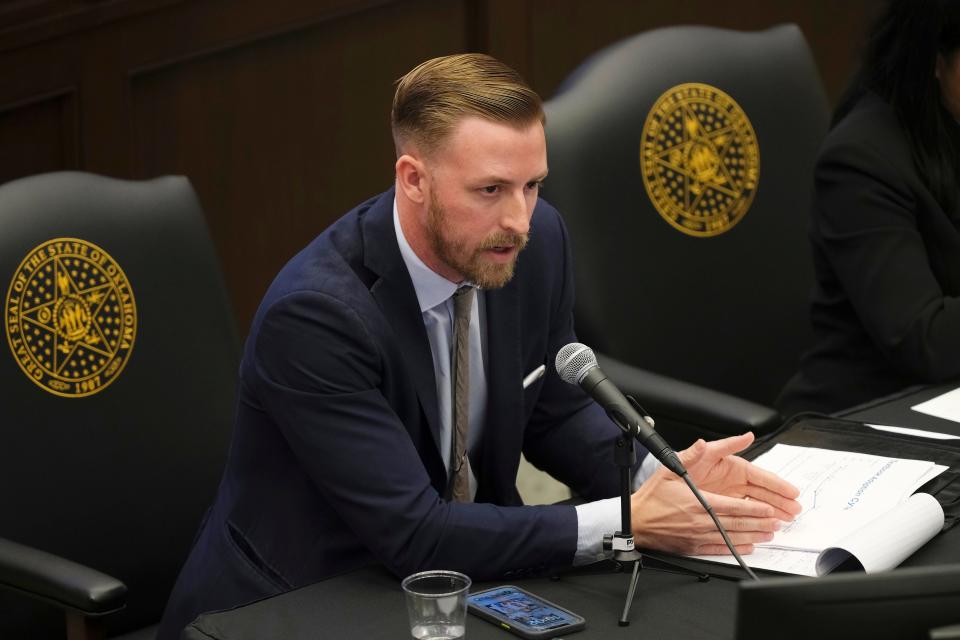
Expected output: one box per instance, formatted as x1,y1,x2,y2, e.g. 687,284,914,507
640,83,759,237
5,238,137,397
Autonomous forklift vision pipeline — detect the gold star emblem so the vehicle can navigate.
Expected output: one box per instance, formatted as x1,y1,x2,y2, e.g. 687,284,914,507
640,83,760,237
5,238,137,397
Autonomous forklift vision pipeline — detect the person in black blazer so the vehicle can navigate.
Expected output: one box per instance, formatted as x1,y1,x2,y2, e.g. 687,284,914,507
779,0,960,416
158,54,800,639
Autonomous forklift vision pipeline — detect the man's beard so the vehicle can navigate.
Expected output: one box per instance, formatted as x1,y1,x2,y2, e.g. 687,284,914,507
427,191,529,289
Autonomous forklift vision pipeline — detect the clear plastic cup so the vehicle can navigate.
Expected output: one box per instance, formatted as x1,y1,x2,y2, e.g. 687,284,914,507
401,570,471,640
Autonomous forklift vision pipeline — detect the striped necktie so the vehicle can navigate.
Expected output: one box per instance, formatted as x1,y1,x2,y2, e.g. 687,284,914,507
450,285,475,502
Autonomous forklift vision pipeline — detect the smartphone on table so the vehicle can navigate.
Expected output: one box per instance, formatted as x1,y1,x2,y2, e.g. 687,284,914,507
467,585,586,638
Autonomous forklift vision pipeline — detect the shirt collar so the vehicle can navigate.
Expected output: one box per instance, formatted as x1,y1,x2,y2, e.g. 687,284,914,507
393,197,473,312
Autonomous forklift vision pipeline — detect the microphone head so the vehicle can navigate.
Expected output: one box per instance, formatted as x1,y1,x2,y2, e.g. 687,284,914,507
555,342,597,385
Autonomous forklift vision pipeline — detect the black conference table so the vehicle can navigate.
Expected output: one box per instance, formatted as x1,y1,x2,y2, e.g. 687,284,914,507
184,384,960,640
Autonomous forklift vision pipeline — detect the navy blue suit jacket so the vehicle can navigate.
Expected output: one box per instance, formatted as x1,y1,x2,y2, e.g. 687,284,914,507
158,188,637,639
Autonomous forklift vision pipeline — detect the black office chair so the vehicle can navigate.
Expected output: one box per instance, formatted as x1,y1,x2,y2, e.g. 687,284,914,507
0,172,240,639
544,24,830,447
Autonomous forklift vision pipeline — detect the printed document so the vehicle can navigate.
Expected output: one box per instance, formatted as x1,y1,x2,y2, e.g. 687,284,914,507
689,444,946,576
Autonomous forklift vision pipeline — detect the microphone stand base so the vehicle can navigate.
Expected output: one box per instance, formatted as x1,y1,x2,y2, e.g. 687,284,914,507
618,554,641,626
605,429,709,626
611,547,708,626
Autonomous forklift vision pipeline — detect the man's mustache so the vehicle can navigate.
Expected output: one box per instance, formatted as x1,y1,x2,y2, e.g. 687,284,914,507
477,232,529,252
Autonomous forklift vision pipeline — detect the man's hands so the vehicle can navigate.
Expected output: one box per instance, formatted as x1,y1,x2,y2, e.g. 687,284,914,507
631,432,801,556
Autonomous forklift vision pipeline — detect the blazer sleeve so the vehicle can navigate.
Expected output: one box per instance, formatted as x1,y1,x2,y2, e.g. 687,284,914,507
815,139,960,381
249,288,578,581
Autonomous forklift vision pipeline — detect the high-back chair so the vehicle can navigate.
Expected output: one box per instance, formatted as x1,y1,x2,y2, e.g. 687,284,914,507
0,172,240,639
544,24,830,445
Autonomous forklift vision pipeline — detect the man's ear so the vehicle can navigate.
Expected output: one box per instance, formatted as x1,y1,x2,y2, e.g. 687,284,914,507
936,53,945,81
396,154,427,204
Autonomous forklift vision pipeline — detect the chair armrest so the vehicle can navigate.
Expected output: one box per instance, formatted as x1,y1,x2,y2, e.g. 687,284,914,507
0,536,126,616
596,352,781,447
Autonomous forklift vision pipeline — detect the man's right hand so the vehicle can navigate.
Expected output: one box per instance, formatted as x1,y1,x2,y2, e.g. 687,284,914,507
630,432,802,555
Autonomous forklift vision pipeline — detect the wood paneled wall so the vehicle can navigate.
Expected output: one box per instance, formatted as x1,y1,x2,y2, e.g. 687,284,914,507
0,0,875,336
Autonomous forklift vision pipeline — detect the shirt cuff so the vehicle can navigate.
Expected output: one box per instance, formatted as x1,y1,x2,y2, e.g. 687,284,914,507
633,453,662,490
573,497,620,565
573,454,662,566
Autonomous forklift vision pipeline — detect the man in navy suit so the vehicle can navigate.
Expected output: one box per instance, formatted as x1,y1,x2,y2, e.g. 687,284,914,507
158,54,799,639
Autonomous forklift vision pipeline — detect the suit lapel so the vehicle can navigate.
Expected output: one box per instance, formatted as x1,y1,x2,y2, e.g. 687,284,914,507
359,188,527,502
362,189,443,461
476,278,524,504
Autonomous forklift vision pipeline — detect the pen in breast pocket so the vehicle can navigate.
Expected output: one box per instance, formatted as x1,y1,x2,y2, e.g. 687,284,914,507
522,364,546,389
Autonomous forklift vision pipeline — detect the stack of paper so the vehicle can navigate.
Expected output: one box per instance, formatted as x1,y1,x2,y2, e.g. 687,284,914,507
689,444,946,576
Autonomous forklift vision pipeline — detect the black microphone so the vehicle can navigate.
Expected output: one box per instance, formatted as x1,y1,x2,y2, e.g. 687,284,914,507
555,342,686,477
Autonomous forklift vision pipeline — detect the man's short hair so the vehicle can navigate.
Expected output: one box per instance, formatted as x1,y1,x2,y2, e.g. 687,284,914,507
391,53,544,157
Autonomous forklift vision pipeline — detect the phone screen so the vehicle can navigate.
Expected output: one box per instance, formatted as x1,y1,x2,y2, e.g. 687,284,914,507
468,587,579,631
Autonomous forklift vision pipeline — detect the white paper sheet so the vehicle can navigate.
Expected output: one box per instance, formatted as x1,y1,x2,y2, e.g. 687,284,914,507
815,492,944,574
867,423,960,440
690,546,821,576
911,386,960,424
687,444,947,576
